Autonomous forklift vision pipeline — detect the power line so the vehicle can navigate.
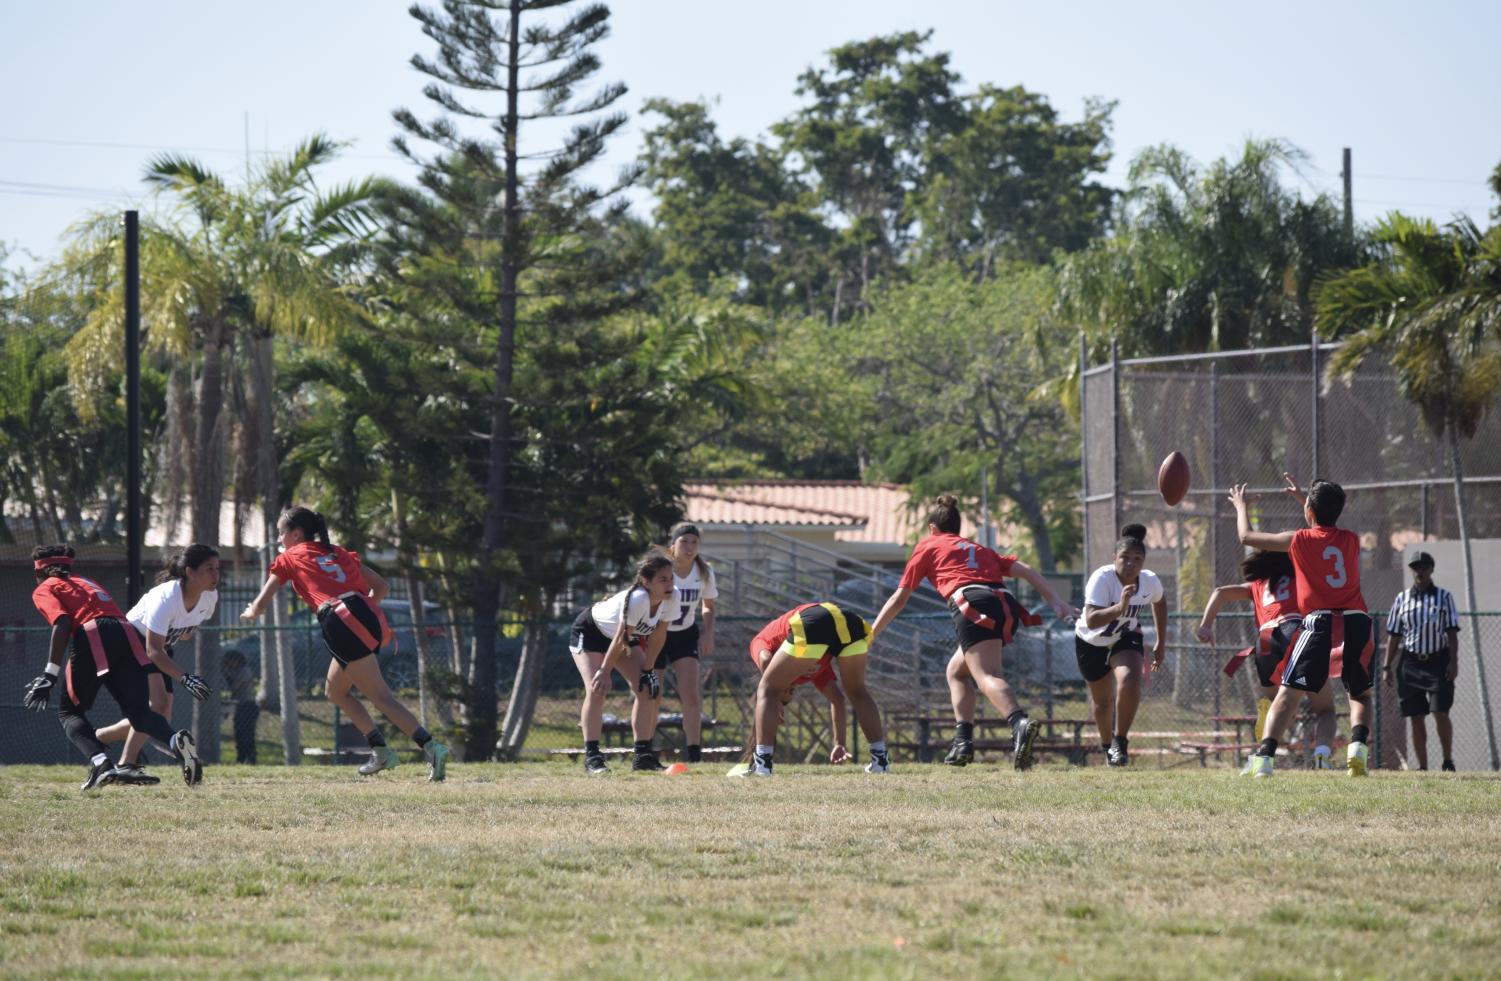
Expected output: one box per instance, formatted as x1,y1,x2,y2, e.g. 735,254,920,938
0,135,405,163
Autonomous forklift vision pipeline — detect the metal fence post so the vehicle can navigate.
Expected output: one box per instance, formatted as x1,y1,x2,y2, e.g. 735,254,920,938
1372,622,1384,768
1111,337,1121,545
1311,331,1321,478
1079,332,1089,572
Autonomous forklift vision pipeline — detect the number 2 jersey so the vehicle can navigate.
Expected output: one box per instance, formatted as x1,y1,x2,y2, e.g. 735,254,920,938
1249,573,1301,628
898,532,1017,599
270,542,369,610
1288,526,1366,613
1074,565,1164,647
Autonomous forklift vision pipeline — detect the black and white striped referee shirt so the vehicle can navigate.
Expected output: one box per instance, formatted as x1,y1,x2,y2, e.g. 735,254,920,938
1385,586,1460,655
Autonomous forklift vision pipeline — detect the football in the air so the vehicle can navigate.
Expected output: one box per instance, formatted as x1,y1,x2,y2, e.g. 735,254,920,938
1157,451,1191,506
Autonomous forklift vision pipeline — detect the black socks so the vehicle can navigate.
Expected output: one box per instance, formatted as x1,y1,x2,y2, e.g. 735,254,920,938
364,728,387,749
686,744,702,762
633,740,652,755
955,721,975,741
1006,710,1028,732
1351,725,1370,745
585,740,601,756
412,726,432,748
1257,737,1278,757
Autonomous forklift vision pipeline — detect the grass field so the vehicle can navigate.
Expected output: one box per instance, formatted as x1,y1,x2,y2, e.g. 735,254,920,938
2,763,1498,979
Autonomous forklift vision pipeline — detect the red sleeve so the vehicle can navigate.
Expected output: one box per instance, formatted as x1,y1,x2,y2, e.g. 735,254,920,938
808,658,837,690
996,553,1017,579
269,551,293,580
31,582,68,624
897,541,931,591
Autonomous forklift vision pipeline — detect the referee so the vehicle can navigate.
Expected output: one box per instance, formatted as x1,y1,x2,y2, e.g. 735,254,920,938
1382,551,1461,771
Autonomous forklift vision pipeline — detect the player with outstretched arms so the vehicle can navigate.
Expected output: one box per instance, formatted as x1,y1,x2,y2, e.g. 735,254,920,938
1231,474,1374,777
1196,550,1339,769
1075,524,1168,766
869,495,1076,770
242,507,451,781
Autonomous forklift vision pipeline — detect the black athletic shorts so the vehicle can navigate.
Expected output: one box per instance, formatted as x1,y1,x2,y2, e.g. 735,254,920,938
62,617,152,714
315,593,381,667
1254,619,1301,689
776,603,869,661
1279,610,1374,697
948,584,1039,652
656,623,700,670
140,636,176,694
1397,654,1455,717
1074,630,1145,683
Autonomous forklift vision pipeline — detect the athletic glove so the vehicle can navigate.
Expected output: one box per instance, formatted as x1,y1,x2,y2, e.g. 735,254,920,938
23,674,56,712
180,673,212,702
637,670,661,699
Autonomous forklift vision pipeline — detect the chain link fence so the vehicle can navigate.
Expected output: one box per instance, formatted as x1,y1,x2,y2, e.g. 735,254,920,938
1081,338,1501,770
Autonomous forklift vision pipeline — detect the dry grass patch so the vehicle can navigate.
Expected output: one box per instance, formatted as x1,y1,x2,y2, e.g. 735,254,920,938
1,762,1498,979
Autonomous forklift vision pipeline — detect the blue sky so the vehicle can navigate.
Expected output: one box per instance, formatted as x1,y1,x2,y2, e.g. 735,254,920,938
2,1,1498,270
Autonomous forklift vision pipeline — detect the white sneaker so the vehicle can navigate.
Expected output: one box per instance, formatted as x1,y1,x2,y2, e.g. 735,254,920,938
1244,754,1274,778
729,756,773,778
865,756,891,774
1347,742,1369,777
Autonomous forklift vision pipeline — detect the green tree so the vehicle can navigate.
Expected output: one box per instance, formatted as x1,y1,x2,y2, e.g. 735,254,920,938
1319,213,1501,770
773,31,965,322
918,85,1115,272
390,0,650,756
1059,139,1362,356
846,263,1079,570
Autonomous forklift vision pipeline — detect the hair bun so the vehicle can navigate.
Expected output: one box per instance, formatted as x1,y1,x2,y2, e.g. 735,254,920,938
1120,523,1147,542
935,494,959,509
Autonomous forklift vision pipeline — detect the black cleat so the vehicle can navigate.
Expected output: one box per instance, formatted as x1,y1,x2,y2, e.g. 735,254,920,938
584,754,610,775
631,751,667,772
943,737,974,767
81,759,118,791
1442,760,1456,772
1012,718,1040,771
173,730,203,786
1106,737,1129,767
112,762,161,785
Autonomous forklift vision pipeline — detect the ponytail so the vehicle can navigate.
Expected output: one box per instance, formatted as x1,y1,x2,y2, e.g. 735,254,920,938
156,543,220,585
280,506,333,548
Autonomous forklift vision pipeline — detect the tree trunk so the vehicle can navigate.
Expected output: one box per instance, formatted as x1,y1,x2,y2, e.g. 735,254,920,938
1010,478,1057,573
274,589,301,764
192,317,228,545
1450,426,1500,770
466,0,524,761
497,608,547,761
191,630,223,763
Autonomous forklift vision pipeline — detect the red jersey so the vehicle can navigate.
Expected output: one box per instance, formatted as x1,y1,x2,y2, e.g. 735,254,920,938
747,604,836,689
1288,527,1366,613
32,575,127,631
270,542,369,610
898,533,1016,600
1248,574,1300,627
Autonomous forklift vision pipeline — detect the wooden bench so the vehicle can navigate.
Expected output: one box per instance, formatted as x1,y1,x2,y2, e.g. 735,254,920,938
893,715,1097,764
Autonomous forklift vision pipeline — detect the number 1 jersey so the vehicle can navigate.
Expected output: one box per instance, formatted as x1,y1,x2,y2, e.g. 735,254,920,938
1288,526,1365,613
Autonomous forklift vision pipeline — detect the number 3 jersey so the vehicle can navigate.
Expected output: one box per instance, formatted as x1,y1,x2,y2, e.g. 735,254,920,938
1288,526,1366,613
270,542,369,610
898,532,1017,599
1074,565,1164,646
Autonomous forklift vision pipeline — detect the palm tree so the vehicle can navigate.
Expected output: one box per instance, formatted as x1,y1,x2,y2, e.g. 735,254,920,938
1319,213,1501,770
61,135,388,763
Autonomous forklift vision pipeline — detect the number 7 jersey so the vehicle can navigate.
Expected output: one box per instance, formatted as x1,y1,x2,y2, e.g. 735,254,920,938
1288,526,1366,613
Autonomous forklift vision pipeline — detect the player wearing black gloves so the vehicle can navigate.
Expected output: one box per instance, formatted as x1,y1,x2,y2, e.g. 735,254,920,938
25,545,204,790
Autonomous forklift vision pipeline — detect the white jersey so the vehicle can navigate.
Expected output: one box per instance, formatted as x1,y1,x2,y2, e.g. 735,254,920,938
667,561,718,632
590,585,680,642
1074,566,1164,647
127,579,218,649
